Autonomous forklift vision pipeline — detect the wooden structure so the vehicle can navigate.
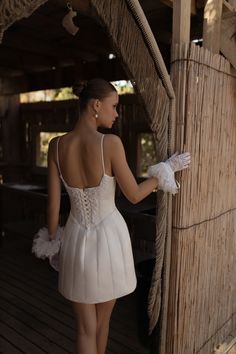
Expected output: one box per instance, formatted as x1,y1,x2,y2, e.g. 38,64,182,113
0,1,236,354
169,42,236,354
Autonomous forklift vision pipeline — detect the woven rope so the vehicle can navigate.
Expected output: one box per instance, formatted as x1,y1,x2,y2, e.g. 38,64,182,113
90,0,175,335
0,0,48,43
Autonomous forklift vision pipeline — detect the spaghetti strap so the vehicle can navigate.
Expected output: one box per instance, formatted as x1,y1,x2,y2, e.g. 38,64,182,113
101,134,105,175
56,136,62,177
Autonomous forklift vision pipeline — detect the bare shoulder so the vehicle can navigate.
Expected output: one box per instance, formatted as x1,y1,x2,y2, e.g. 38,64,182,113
48,136,58,155
49,136,58,146
48,135,66,160
48,133,68,152
104,134,123,150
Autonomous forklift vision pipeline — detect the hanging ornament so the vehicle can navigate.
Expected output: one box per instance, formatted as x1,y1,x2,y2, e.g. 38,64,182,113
62,2,79,36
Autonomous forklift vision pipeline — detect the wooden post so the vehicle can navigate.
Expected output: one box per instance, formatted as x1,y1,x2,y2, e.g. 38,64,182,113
203,0,223,54
1,95,21,165
172,0,192,45
220,1,236,70
161,0,196,15
228,0,236,9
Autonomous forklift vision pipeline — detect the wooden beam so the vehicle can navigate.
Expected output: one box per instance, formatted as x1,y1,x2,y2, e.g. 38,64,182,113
0,59,127,95
2,25,112,61
2,31,98,62
172,0,192,45
0,46,57,72
220,4,236,69
228,0,236,9
161,0,197,15
17,12,110,50
0,96,8,117
223,0,235,11
1,95,21,164
203,0,223,54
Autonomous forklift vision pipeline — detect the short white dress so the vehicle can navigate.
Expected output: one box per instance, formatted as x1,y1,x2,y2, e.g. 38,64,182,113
57,135,137,303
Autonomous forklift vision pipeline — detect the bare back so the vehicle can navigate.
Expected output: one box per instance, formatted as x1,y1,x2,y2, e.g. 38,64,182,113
56,131,113,189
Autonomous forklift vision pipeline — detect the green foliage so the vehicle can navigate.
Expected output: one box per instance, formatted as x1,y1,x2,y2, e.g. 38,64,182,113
111,80,134,95
54,87,77,100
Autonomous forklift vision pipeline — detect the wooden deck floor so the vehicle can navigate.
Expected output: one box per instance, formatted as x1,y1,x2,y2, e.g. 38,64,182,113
0,233,150,354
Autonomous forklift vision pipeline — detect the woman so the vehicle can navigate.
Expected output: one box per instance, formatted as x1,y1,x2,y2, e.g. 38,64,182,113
47,78,190,354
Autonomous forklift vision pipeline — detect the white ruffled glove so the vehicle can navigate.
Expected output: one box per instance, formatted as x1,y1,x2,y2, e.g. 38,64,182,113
32,226,64,260
166,152,191,172
147,152,191,194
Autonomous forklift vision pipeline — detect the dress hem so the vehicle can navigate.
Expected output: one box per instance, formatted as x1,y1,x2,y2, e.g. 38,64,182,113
58,282,137,304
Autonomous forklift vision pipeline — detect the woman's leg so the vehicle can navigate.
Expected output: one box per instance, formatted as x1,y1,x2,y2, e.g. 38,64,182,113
71,301,97,354
96,299,116,354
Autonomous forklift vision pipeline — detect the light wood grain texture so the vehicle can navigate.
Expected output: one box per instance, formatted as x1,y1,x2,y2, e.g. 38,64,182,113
220,3,236,70
161,0,197,15
172,0,192,45
203,0,223,53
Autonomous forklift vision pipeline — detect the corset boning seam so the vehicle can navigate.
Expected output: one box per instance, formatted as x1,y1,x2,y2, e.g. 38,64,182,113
68,207,117,229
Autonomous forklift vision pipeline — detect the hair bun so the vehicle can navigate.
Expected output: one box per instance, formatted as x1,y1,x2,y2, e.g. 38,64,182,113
72,81,87,97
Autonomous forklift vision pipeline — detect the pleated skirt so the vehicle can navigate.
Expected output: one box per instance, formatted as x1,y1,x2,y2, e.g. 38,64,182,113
58,209,137,303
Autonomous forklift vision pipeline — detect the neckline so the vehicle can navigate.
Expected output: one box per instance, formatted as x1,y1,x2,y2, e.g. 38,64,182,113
60,174,115,191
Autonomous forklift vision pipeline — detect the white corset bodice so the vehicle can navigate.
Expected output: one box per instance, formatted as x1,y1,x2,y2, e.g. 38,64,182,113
61,174,116,228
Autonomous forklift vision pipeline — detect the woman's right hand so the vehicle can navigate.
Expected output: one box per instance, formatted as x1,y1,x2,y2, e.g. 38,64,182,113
165,152,191,172
147,152,191,195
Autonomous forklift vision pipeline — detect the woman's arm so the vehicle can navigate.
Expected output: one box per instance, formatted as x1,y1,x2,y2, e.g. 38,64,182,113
47,138,61,239
109,135,158,204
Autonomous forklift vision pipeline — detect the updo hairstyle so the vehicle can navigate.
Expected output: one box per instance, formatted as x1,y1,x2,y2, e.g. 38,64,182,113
73,78,117,113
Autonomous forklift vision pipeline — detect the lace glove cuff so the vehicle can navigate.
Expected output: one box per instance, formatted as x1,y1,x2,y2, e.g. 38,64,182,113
166,152,191,172
32,226,64,260
147,162,180,195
